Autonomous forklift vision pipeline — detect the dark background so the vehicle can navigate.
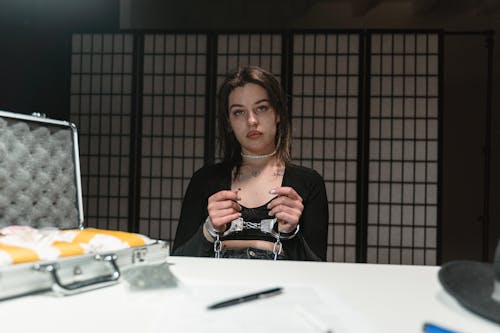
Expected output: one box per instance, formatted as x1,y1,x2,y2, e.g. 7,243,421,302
0,0,498,263
0,0,118,118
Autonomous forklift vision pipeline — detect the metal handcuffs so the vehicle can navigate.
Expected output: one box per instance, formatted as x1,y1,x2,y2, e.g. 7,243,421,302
204,217,300,260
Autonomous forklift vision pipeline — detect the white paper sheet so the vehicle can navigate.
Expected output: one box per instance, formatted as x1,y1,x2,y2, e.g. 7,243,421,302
151,283,375,333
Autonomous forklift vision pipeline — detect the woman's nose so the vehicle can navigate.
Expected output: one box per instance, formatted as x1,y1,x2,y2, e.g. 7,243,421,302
246,110,258,125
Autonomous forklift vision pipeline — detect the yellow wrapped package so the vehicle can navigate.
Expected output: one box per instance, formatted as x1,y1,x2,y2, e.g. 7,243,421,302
0,226,155,265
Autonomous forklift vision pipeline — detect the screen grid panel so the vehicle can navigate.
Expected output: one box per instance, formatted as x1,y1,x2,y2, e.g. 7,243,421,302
292,33,360,262
70,33,133,231
140,34,207,243
367,33,439,265
68,30,441,264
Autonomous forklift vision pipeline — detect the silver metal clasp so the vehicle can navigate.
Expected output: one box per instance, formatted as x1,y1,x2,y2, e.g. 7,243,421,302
133,247,148,263
224,217,244,236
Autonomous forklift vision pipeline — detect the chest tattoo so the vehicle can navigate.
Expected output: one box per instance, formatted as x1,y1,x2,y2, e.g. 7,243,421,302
250,169,260,177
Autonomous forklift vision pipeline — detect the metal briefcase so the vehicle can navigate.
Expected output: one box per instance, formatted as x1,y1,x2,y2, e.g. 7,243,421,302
0,110,170,300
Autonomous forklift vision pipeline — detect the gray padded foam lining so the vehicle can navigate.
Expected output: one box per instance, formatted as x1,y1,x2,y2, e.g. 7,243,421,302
0,117,78,228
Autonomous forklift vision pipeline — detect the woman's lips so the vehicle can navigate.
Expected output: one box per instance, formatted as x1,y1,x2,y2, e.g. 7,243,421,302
246,130,262,139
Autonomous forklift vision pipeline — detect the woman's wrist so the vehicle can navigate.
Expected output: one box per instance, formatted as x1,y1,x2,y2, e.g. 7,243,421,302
203,217,217,243
278,224,300,239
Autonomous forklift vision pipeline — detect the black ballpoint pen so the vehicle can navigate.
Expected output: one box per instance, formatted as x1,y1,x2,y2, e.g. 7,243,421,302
207,287,283,310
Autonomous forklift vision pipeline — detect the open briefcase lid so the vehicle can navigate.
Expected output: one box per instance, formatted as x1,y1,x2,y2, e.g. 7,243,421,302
0,110,84,230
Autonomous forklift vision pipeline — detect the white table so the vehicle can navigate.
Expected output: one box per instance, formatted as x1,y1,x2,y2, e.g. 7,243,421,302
0,256,498,333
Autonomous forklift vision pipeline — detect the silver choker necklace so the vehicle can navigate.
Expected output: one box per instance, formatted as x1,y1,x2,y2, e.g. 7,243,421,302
241,149,277,159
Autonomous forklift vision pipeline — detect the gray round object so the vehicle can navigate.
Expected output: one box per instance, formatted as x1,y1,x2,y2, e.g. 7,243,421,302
438,243,500,325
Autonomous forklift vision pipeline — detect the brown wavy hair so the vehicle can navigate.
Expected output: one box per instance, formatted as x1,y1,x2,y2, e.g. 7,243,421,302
217,66,292,177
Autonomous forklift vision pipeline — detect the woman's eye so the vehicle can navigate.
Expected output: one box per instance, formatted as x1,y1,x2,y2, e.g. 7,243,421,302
256,105,268,112
232,110,244,116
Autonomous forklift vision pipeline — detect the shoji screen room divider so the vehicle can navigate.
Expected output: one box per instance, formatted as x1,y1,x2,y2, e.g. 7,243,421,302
70,31,440,264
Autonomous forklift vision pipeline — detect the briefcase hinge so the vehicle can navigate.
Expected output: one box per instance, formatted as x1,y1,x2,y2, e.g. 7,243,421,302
31,112,47,118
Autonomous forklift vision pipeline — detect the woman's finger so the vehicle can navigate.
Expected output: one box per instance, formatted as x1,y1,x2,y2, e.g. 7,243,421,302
210,212,241,229
208,190,240,203
271,212,301,228
267,195,303,212
211,207,241,218
276,216,299,233
269,186,302,201
268,203,301,219
208,199,241,212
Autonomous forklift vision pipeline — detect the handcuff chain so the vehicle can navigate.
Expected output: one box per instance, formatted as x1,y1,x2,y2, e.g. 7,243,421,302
243,221,261,229
273,237,283,261
213,234,222,259
205,216,298,260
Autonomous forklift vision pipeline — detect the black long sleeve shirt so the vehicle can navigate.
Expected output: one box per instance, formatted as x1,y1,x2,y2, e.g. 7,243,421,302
172,163,329,261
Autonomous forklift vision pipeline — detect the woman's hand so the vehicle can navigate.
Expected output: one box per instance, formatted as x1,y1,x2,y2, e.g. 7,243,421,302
267,187,304,233
207,190,241,233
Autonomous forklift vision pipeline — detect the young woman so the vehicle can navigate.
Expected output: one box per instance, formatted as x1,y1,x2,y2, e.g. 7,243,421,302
172,66,328,261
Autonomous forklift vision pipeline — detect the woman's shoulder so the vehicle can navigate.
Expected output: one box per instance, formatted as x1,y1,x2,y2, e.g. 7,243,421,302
286,163,324,181
284,163,326,200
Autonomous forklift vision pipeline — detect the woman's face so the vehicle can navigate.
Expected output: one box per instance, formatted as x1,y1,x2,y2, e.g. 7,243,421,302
227,83,280,156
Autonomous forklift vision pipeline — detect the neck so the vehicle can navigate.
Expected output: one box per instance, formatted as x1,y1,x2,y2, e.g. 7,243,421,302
240,148,277,160
236,156,281,180
240,154,280,170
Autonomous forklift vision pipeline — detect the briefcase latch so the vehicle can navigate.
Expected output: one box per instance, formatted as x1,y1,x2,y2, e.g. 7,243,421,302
133,247,148,263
